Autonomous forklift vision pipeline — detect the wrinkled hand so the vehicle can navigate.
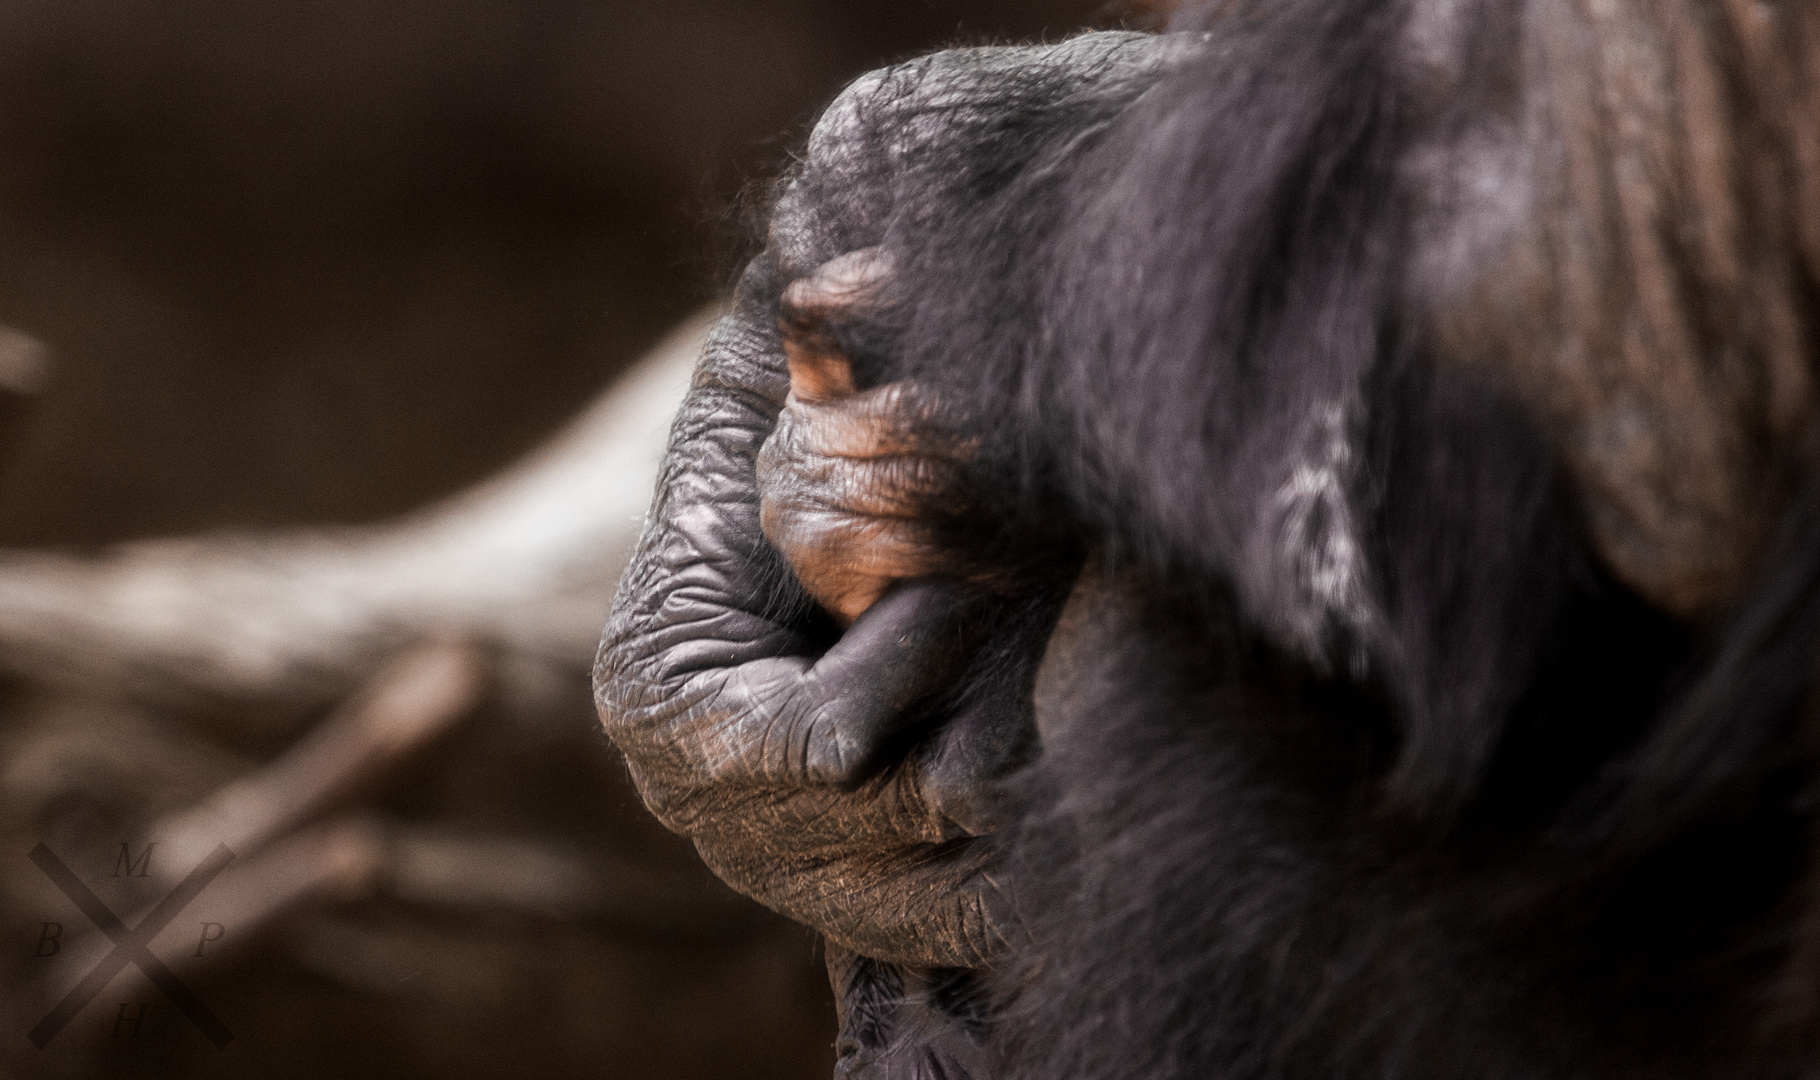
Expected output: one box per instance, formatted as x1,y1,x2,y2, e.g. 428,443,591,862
593,256,1022,968
595,27,1180,976
758,249,979,626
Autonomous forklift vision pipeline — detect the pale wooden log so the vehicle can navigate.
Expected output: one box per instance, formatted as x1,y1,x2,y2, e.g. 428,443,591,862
0,308,708,716
0,326,49,395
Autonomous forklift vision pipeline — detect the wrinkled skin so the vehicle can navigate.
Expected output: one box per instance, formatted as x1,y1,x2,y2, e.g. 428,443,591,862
600,6,1820,1078
594,257,1029,1075
591,265,1013,968
595,29,1164,966
758,248,981,627
594,31,1190,1076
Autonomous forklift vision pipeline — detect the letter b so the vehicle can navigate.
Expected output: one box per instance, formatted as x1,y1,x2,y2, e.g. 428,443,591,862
33,921,61,957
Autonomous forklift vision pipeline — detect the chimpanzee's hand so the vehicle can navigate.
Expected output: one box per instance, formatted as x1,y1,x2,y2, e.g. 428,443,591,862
595,24,1180,981
757,248,981,626
592,254,1020,968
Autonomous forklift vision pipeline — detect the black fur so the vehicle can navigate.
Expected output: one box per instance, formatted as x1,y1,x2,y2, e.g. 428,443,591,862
758,0,1820,1076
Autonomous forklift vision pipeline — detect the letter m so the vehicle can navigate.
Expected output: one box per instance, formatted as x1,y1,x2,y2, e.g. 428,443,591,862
112,842,156,878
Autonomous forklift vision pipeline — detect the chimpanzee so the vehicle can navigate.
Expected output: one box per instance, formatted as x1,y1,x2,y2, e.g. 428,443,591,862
598,3,1820,1077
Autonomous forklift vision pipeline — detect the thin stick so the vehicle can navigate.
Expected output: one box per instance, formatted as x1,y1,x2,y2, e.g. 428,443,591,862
154,642,486,871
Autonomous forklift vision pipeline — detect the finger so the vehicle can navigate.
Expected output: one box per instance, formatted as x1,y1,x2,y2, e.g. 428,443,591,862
760,499,964,624
782,331,857,405
763,450,970,523
778,247,893,404
790,383,975,461
685,581,985,789
761,400,972,518
793,580,993,785
762,507,952,584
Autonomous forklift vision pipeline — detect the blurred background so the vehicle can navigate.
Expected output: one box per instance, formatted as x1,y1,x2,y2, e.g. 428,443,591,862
0,3,1127,1078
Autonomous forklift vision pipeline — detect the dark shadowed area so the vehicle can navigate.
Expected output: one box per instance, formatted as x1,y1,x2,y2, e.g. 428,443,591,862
0,0,1113,544
0,3,1119,1078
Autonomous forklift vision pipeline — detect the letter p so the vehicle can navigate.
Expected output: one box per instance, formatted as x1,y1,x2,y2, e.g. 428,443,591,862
194,922,226,957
